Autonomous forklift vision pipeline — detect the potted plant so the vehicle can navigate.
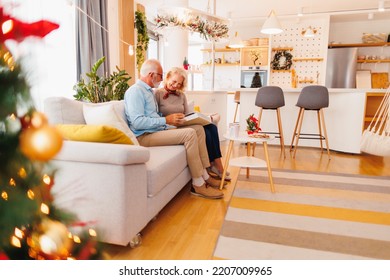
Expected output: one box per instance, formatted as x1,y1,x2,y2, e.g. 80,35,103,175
73,56,131,103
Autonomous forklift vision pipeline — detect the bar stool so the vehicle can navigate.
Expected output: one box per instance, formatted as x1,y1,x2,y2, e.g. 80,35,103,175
290,85,330,159
255,86,285,156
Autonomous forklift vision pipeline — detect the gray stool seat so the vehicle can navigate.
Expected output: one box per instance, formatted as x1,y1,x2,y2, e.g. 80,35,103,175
290,85,330,159
255,86,285,156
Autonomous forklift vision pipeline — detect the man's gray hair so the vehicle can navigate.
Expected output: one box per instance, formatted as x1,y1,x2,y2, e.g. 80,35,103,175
140,59,161,77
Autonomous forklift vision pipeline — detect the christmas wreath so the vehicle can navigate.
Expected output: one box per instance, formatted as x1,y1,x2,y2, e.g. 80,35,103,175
271,50,293,70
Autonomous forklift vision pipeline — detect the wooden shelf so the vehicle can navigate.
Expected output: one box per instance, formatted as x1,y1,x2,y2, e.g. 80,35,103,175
272,47,293,51
293,57,324,62
358,59,390,63
299,79,315,84
243,46,268,49
366,92,386,97
364,116,385,122
201,48,240,52
329,42,390,48
201,63,240,66
271,69,292,73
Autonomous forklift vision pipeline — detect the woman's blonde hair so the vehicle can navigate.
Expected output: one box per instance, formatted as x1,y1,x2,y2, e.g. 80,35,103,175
164,67,187,91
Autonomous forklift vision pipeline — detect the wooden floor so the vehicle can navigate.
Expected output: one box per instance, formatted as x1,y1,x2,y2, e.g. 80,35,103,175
104,141,390,260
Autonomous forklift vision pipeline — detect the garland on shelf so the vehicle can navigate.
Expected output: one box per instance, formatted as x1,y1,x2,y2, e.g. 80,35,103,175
271,50,293,70
154,14,229,41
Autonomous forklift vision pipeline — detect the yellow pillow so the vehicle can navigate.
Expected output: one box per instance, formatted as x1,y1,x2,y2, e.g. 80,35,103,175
55,124,133,145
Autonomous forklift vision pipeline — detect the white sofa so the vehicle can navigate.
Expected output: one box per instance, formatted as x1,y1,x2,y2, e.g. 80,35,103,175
44,97,191,246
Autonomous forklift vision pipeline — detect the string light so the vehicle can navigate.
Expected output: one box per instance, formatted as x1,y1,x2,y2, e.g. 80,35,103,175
1,19,13,34
1,191,8,200
89,229,97,237
128,44,134,56
40,203,50,214
42,174,51,185
73,235,81,243
27,189,35,200
10,236,21,248
14,227,24,239
9,178,16,187
18,167,27,178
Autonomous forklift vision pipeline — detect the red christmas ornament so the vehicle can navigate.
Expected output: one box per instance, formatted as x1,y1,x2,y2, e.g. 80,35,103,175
0,7,59,43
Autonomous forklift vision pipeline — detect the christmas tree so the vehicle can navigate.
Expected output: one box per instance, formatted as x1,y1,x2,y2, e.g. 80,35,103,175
0,6,102,260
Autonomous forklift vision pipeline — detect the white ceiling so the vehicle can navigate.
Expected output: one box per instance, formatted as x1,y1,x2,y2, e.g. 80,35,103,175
137,0,390,22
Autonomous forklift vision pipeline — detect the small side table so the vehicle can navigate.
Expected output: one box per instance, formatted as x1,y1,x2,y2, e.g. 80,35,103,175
220,132,275,192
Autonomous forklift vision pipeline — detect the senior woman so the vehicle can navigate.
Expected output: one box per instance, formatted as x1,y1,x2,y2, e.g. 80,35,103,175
155,67,231,181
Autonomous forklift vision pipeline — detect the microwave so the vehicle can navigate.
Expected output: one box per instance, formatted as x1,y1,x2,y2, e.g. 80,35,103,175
240,66,268,88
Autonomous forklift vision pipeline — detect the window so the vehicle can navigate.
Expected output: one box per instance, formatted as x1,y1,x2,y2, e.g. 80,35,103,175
3,0,76,110
147,21,159,60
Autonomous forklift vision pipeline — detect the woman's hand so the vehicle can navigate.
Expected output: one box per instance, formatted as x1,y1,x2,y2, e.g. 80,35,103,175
165,113,185,126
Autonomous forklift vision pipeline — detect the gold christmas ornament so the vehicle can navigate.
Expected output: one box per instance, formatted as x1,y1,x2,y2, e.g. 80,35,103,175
0,44,15,70
30,111,48,128
19,124,63,161
29,219,73,259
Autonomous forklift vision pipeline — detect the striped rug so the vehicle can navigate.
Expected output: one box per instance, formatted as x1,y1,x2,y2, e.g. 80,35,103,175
213,168,390,260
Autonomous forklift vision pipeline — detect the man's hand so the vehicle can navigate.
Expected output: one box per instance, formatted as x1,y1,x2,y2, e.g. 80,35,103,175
165,113,185,126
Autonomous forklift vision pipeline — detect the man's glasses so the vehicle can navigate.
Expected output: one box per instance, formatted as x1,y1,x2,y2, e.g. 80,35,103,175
153,72,163,79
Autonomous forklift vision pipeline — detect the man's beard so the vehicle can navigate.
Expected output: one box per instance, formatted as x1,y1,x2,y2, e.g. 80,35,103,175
152,76,161,88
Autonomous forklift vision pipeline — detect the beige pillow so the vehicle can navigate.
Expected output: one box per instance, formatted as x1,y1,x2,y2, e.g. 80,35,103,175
82,102,139,145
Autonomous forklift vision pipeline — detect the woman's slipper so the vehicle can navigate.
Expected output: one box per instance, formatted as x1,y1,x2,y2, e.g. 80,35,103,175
209,166,231,181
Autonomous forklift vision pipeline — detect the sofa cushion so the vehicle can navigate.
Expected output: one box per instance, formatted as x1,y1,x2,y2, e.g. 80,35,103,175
146,146,187,198
44,97,85,124
82,102,139,145
56,124,133,144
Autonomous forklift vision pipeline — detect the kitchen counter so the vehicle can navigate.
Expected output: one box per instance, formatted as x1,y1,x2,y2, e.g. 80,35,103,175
237,88,371,154
186,88,385,154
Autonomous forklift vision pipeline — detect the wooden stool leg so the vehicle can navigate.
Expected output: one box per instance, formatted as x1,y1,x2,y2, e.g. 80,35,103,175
233,102,239,123
317,111,324,151
290,108,302,150
293,108,305,158
220,140,234,190
263,142,275,193
320,109,331,160
276,108,285,158
258,108,263,125
246,142,251,178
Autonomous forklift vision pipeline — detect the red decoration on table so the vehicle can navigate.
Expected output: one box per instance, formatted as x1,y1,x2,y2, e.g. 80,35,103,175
246,114,261,135
0,7,59,43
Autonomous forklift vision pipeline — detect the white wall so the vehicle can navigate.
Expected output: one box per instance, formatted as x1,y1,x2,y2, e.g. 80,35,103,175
329,19,390,44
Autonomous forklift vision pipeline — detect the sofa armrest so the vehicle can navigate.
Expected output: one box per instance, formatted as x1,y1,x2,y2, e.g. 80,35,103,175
54,140,149,165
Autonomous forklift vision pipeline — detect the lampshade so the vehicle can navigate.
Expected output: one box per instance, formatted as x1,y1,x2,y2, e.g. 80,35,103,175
228,31,244,48
261,10,283,35
302,26,317,38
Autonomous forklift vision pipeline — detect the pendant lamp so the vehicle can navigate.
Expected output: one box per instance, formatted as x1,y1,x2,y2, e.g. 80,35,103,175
260,10,283,35
302,26,317,38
